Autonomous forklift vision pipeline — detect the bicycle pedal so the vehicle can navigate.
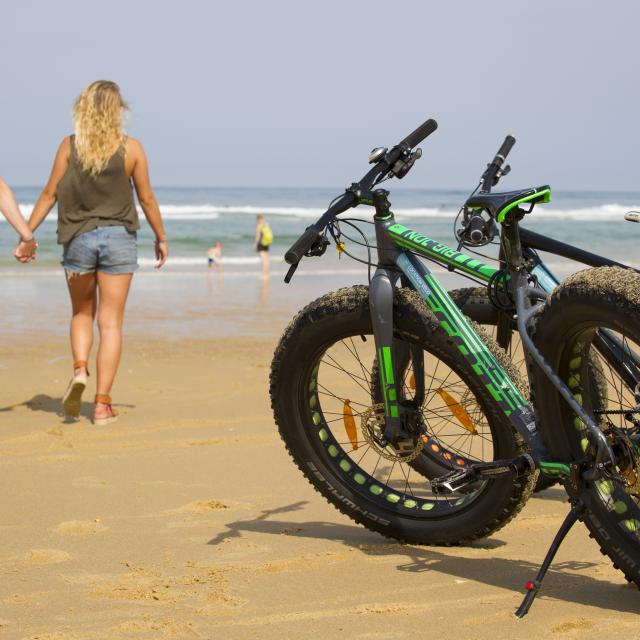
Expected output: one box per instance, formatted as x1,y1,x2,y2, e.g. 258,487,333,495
431,468,478,494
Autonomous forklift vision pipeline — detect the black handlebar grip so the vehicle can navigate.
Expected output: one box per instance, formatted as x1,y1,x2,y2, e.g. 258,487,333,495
400,118,438,149
496,135,516,162
285,227,322,265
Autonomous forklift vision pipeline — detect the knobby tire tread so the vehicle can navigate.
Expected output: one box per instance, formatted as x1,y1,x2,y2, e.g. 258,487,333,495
270,285,536,545
530,267,640,588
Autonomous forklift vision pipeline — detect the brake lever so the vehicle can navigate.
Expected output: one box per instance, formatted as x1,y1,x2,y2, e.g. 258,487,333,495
392,148,422,179
284,236,330,283
306,237,330,257
284,262,299,283
492,164,511,186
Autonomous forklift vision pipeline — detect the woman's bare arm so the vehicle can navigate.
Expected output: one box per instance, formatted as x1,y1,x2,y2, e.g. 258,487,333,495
2,178,37,262
0,178,33,240
28,137,71,232
128,139,168,268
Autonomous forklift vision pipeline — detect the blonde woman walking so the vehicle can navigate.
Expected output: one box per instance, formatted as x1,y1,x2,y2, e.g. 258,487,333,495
28,80,168,425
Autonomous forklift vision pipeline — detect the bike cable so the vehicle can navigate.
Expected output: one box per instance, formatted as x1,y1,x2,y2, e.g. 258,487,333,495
329,218,489,289
328,218,376,283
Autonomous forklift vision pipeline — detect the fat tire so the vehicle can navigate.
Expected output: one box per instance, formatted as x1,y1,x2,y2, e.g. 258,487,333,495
531,267,640,587
270,285,535,545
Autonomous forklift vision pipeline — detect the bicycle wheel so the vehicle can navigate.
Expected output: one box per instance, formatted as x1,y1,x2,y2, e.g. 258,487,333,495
270,285,535,545
532,267,640,587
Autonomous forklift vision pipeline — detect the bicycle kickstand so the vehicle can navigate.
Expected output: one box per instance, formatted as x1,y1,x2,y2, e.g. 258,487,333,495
515,499,585,618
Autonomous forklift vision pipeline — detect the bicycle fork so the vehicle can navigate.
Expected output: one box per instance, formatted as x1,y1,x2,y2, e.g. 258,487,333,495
369,266,430,458
368,255,540,480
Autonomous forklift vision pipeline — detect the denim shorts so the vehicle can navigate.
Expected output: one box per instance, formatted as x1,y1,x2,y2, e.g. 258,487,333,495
62,226,138,275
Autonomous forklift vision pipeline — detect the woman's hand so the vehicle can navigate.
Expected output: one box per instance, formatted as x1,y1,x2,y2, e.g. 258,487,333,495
154,238,168,268
13,236,38,262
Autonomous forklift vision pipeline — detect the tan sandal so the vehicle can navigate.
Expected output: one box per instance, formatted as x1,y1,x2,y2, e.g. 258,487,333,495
62,360,89,417
93,394,119,426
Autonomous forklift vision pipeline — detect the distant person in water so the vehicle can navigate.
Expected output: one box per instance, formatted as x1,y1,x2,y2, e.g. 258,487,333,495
1,179,37,261
207,242,223,270
254,214,272,278
26,80,169,426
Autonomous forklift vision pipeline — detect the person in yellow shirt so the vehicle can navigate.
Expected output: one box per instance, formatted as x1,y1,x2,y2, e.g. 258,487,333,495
254,214,273,278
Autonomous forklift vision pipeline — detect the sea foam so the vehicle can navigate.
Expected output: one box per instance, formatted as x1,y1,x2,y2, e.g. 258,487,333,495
6,202,639,222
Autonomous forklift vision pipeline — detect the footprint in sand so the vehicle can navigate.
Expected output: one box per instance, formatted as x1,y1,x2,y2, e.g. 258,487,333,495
54,520,108,536
71,476,108,489
167,500,236,514
20,633,82,640
23,549,72,565
552,618,595,633
186,438,223,446
185,500,230,511
162,500,234,527
114,618,197,635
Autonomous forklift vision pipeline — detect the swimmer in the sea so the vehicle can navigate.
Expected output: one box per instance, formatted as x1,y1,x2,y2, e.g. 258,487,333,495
207,242,223,270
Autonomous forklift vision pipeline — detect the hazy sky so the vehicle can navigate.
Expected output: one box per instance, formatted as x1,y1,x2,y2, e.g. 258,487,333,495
3,0,639,190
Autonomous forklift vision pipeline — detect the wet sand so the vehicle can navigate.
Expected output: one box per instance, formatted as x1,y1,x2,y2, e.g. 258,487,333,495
0,271,638,639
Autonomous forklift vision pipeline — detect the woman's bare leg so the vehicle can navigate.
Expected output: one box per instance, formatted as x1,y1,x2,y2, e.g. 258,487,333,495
95,272,133,409
66,271,97,373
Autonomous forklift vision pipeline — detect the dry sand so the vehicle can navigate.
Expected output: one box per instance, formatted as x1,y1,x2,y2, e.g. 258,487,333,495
0,286,638,639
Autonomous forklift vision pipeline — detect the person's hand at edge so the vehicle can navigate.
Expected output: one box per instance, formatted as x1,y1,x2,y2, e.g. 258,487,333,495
154,237,168,268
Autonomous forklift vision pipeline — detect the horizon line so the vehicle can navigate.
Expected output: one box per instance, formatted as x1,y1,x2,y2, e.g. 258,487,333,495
9,185,640,194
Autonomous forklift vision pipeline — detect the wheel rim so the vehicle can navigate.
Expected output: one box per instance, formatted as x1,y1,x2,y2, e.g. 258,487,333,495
305,332,502,516
561,325,640,542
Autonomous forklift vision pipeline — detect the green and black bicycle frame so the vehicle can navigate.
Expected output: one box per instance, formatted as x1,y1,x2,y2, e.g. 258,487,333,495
514,228,640,394
365,188,623,488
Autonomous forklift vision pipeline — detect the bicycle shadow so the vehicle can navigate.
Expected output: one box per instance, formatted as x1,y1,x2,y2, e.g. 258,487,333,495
532,486,568,502
0,394,135,422
207,501,639,615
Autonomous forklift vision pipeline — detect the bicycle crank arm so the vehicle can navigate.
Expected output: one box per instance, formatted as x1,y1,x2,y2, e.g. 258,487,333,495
431,454,535,494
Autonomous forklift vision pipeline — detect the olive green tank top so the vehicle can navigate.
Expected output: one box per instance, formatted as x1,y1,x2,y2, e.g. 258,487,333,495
56,135,139,244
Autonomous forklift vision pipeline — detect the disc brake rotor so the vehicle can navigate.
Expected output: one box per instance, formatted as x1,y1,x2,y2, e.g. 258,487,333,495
360,403,425,463
620,437,640,497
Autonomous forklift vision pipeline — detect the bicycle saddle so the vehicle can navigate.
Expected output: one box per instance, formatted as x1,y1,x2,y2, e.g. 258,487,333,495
466,185,551,222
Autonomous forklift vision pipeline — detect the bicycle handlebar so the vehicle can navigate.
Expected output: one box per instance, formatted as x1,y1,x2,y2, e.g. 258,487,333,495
284,118,438,266
496,134,516,161
481,134,516,192
400,118,438,150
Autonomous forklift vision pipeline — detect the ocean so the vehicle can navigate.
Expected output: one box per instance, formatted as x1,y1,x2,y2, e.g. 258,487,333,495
2,186,640,278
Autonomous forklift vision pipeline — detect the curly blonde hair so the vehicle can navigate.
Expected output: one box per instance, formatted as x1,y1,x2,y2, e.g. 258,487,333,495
73,80,129,175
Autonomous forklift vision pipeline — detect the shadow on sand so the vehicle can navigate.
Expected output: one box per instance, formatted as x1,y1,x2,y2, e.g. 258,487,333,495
208,501,638,615
0,393,134,422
